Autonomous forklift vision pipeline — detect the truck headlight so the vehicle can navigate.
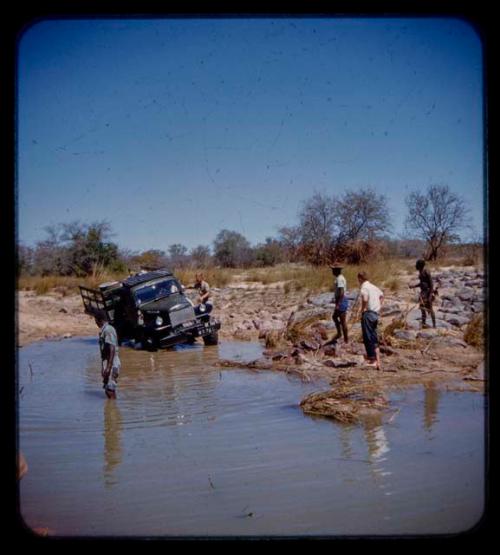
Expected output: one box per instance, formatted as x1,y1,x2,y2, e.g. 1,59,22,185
155,316,163,326
138,311,144,326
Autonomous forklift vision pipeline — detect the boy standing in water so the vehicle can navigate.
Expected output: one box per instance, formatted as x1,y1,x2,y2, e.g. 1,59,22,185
95,310,121,399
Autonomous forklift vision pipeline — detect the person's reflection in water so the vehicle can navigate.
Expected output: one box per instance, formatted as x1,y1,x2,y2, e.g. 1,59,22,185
423,382,441,436
339,424,354,460
103,399,123,487
362,415,390,483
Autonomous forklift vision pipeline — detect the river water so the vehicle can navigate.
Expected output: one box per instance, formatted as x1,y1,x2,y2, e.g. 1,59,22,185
18,337,485,537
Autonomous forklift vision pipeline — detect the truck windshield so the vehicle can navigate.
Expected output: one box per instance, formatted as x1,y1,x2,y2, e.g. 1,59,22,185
133,279,180,306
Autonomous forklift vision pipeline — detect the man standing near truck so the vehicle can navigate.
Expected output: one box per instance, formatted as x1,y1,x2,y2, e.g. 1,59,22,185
187,272,213,314
95,310,121,399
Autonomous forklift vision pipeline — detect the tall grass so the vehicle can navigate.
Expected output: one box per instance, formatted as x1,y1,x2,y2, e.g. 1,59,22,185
172,267,238,288
18,273,124,295
17,258,420,296
17,267,238,295
242,259,413,294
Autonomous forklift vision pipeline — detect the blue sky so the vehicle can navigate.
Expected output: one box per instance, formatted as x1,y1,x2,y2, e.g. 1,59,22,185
17,16,484,253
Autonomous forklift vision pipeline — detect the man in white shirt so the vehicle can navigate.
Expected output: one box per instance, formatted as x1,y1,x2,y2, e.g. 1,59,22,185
358,271,384,370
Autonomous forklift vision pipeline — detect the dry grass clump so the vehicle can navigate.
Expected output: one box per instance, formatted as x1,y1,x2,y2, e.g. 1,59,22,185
300,387,391,424
382,317,405,341
463,313,484,348
383,277,401,293
264,329,288,350
286,314,327,343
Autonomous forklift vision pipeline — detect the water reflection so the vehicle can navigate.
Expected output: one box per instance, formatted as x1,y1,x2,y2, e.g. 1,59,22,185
362,415,391,484
103,400,123,487
339,424,355,460
84,343,221,428
423,383,441,435
18,338,484,536
363,420,390,463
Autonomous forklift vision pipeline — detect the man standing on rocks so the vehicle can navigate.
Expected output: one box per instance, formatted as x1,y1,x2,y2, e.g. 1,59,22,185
409,259,436,328
330,263,349,344
95,310,121,399
358,271,384,370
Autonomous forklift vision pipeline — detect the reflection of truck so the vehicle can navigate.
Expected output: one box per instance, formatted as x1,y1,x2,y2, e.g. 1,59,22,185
79,269,220,350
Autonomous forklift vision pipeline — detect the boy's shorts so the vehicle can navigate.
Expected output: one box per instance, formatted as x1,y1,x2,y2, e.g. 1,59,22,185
102,364,120,392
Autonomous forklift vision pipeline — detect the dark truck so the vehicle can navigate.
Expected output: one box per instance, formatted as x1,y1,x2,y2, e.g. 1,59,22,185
80,269,220,350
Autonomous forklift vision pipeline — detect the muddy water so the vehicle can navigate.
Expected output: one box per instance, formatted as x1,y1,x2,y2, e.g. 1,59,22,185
18,338,484,537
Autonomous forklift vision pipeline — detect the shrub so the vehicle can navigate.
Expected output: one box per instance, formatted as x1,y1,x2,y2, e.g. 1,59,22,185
384,277,401,293
463,313,484,348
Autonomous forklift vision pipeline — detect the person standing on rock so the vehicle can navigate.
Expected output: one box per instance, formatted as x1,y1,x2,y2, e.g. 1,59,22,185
95,310,121,399
409,259,436,328
330,263,349,344
358,271,384,370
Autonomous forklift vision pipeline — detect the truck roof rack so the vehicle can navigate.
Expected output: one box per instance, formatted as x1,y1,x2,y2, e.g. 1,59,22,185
121,269,173,288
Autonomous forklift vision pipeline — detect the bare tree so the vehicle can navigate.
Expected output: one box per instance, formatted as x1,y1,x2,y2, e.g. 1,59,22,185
405,184,470,260
168,244,189,269
190,245,212,268
334,188,391,244
296,192,337,265
289,189,391,265
277,225,301,262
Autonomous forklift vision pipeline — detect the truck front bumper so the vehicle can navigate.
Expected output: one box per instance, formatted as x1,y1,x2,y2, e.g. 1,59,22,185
150,319,221,348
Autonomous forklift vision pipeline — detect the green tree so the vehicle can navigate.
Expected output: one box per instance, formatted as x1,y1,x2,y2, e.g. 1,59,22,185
129,249,168,271
31,220,124,276
213,229,254,268
254,237,285,267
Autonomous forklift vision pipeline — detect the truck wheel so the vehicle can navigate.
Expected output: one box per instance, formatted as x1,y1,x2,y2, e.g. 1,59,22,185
143,336,158,352
203,331,219,346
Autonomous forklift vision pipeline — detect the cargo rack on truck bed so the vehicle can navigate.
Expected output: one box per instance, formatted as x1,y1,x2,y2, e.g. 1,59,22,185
79,285,117,322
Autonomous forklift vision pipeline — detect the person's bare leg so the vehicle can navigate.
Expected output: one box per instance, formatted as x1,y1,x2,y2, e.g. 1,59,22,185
430,308,436,328
332,311,342,341
341,312,349,343
366,348,381,368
